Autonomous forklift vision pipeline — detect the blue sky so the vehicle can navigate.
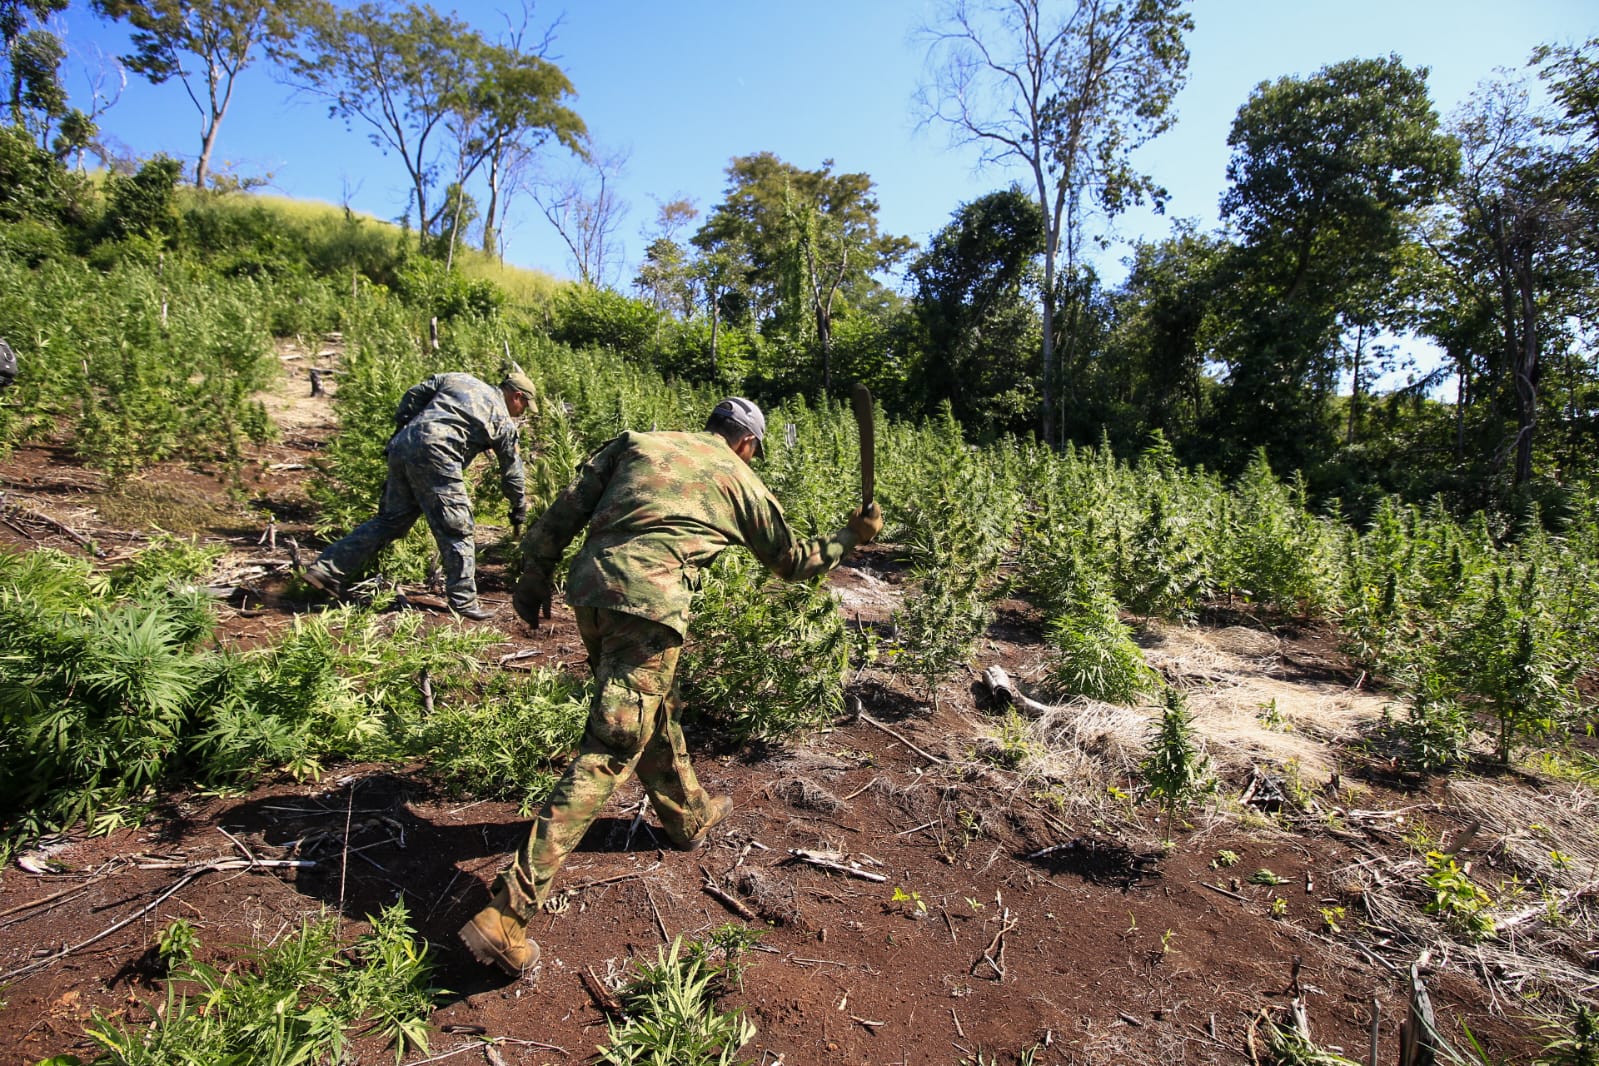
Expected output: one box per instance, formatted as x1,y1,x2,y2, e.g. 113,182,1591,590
54,0,1597,293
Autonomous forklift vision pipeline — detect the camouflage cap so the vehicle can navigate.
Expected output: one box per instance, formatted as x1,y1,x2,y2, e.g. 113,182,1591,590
501,362,537,402
711,397,766,457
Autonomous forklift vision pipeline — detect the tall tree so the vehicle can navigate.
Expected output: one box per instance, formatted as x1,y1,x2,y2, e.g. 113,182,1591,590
92,0,315,188
910,186,1044,435
921,0,1191,445
2,0,67,136
1103,224,1224,451
461,23,585,259
293,2,481,245
1422,61,1595,489
633,198,699,316
532,144,628,285
693,152,911,392
1214,55,1457,474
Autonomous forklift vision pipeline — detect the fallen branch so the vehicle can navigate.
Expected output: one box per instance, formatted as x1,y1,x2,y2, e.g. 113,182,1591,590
970,907,1018,981
0,856,313,983
785,849,887,883
582,968,625,1016
701,866,757,920
1201,881,1251,902
0,494,102,556
859,714,945,765
0,873,109,922
563,862,662,894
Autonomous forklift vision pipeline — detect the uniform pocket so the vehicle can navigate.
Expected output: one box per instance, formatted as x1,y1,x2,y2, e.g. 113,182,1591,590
589,681,653,755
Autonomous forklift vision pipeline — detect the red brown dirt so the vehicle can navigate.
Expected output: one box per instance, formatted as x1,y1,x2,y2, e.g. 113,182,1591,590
0,375,1554,1066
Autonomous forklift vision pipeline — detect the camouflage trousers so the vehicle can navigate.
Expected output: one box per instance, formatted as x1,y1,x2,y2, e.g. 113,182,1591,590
310,452,479,609
497,606,716,919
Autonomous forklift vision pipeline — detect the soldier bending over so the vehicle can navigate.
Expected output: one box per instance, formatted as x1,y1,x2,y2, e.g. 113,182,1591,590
459,397,881,975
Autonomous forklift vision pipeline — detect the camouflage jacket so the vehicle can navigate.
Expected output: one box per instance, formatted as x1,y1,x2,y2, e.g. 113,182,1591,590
389,373,525,505
523,430,861,635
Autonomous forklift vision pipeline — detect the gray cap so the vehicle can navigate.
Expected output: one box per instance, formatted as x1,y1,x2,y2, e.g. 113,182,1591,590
711,397,766,457
501,362,537,401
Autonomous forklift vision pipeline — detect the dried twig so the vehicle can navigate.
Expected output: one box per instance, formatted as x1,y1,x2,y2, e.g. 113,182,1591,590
970,907,1017,981
643,880,669,942
701,865,757,920
0,856,312,982
786,849,888,883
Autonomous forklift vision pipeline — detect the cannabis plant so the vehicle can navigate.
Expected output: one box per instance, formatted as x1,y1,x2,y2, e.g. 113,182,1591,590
680,552,848,741
81,903,437,1065
597,936,757,1066
1440,564,1576,764
1140,689,1214,807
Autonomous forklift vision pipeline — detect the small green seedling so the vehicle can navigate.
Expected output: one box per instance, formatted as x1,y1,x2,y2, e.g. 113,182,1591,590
1249,868,1289,886
1211,849,1240,869
890,886,927,917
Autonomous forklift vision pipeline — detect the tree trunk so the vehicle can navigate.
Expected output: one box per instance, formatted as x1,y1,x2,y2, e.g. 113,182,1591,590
1346,322,1364,445
1512,243,1539,486
481,144,503,258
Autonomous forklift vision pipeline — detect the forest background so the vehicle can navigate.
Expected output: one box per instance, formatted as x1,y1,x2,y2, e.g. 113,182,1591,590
2,0,1595,516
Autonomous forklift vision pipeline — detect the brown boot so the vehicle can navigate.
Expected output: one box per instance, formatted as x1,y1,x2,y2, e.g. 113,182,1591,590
458,889,539,977
676,795,734,852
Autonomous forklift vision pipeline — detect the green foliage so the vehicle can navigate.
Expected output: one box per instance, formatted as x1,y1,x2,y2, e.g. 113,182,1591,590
1256,1009,1362,1066
1139,690,1215,807
551,283,661,354
417,667,589,814
893,410,1015,701
1219,454,1339,615
0,539,583,857
680,552,848,742
597,936,757,1066
1537,1005,1599,1066
79,903,437,1065
1391,668,1474,772
100,155,183,245
1440,563,1576,764
1422,849,1495,939
1044,590,1155,704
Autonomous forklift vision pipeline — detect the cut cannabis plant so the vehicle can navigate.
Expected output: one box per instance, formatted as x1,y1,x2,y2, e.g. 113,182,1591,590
596,935,757,1066
77,903,437,1066
681,552,847,742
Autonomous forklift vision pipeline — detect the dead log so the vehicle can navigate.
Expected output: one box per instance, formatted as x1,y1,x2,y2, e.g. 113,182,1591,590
980,665,1056,718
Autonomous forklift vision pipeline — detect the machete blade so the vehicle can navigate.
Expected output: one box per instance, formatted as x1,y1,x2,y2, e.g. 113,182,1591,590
851,382,875,507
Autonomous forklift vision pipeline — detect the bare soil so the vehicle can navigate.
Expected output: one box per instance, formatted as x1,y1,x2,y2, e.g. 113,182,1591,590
0,364,1571,1065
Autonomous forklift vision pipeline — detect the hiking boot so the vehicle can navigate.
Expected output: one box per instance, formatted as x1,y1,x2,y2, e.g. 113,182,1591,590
453,602,497,621
676,795,734,852
301,565,342,598
458,890,539,977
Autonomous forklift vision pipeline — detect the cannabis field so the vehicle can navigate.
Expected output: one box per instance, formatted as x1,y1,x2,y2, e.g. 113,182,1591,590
2,194,1598,1066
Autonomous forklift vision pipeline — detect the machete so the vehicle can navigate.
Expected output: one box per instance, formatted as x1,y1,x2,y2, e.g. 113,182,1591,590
851,382,875,509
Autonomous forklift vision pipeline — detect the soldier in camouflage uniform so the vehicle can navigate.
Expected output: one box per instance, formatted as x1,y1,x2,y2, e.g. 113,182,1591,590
302,368,535,621
458,397,882,976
